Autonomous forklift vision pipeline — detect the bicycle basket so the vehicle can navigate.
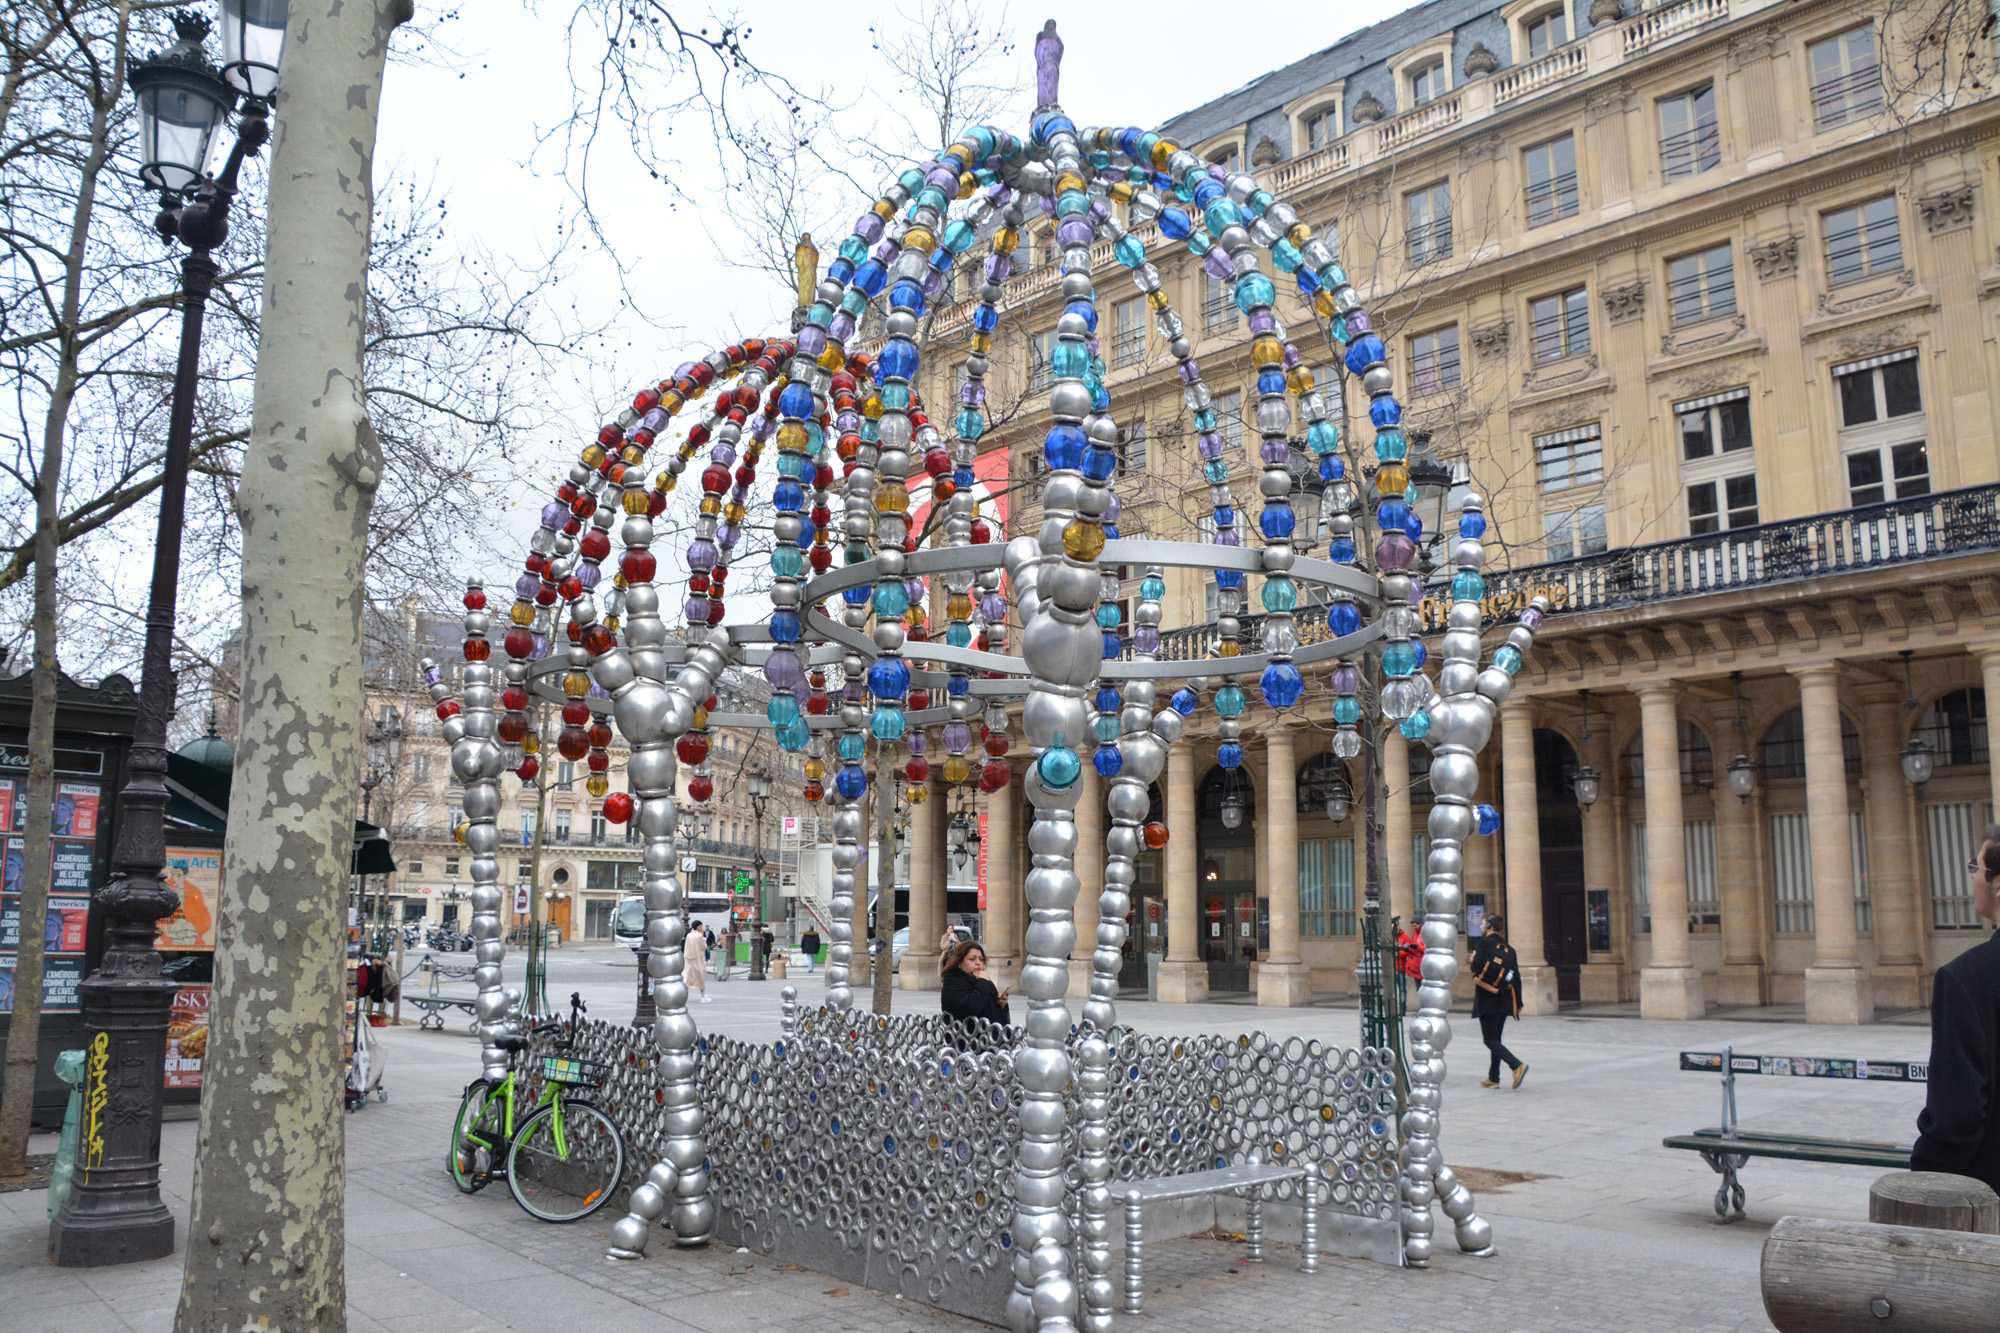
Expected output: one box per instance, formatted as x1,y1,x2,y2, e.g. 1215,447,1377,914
540,1054,608,1087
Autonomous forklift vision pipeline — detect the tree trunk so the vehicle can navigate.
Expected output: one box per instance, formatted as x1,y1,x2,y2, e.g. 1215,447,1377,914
174,2,406,1328
0,0,133,1186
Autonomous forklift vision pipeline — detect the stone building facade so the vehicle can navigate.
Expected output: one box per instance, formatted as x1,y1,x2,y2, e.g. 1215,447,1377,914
900,0,2000,1019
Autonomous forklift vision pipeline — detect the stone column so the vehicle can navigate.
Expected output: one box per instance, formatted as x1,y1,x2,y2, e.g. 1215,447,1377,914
1856,683,1924,1009
1384,728,1414,928
1577,725,1626,1002
983,769,1020,980
1980,644,2000,816
1638,684,1704,1018
900,780,948,990
1793,666,1871,1024
1708,704,1767,1007
1071,767,1104,999
1500,700,1558,1014
1158,739,1208,1003
1259,724,1310,1005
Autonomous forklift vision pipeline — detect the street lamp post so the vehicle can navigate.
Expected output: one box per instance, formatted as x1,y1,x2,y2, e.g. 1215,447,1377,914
747,770,772,981
49,2,287,1269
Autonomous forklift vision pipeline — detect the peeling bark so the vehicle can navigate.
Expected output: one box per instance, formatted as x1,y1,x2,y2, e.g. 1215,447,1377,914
174,3,406,1329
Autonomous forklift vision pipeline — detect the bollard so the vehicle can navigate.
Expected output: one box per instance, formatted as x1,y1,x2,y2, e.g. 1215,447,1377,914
45,1049,85,1222
1762,1216,2000,1332
1869,1172,2000,1235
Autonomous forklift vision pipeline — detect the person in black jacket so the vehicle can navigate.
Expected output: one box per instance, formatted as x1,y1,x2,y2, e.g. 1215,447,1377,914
1913,826,2000,1194
940,939,1010,1029
1471,916,1527,1090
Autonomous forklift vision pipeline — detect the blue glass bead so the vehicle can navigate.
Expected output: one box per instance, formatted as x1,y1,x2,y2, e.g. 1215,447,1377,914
1091,382,1112,412
1055,192,1089,218
1214,685,1247,717
1065,299,1099,332
867,657,910,699
1257,369,1287,396
1045,424,1087,469
890,280,925,314
1452,570,1487,601
1370,396,1402,427
836,765,868,799
1218,741,1243,770
1140,575,1166,600
838,733,867,762
1411,638,1429,669
1328,600,1361,636
1343,335,1386,375
842,584,871,606
1382,641,1418,677
1296,266,1321,296
769,609,802,642
1259,661,1304,709
1404,512,1424,543
1094,747,1124,778
1249,190,1273,215
879,338,919,380
1333,696,1362,725
776,718,811,751
898,168,925,193
870,705,907,740
806,302,833,329
1234,273,1277,314
1377,499,1410,532
1094,686,1121,714
1214,506,1237,530
1082,446,1117,482
955,409,985,441
1261,576,1296,612
772,480,804,511
1192,178,1224,208
1319,455,1346,483
1476,804,1502,837
946,674,968,696
853,259,887,296
972,305,999,332
1400,710,1432,740
1038,744,1081,789
1259,505,1296,539
1102,632,1121,659
1494,645,1524,676
873,582,910,617
1215,568,1242,589
1329,537,1357,563
1159,207,1193,240
953,466,975,488
827,257,856,286
779,383,816,419
1459,511,1488,538
766,694,801,727
1171,688,1199,716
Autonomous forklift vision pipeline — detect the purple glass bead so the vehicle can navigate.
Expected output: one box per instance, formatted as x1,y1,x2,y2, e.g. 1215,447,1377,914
874,240,899,263
515,573,540,599
1203,249,1233,280
843,680,866,702
855,214,885,243
904,578,925,604
588,682,610,702
1347,311,1372,334
1057,217,1092,247
1260,439,1291,465
922,269,945,299
541,502,567,530
719,523,742,549
531,634,549,658
1088,199,1110,222
1038,194,1057,216
829,311,858,343
907,731,928,755
986,182,1013,205
836,410,861,433
710,444,737,466
959,380,987,406
1101,167,1126,183
1248,310,1277,335
1282,343,1303,369
1134,626,1161,653
642,407,669,432
979,593,1008,622
1105,493,1122,523
943,722,973,753
1376,533,1416,570
1207,163,1228,180
1085,338,1101,361
985,253,1013,282
1333,664,1362,693
1216,529,1241,546
687,539,719,571
926,166,957,190
763,652,806,692
424,664,442,685
1179,360,1202,383
1198,432,1226,460
1521,606,1544,630
752,415,775,442
577,563,602,590
674,361,697,379
797,326,828,358
684,596,710,621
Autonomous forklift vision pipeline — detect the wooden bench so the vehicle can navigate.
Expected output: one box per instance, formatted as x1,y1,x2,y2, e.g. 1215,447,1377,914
1121,1157,1323,1314
1662,1046,1924,1221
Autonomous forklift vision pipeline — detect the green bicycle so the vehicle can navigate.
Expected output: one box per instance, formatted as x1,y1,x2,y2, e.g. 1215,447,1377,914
447,992,625,1222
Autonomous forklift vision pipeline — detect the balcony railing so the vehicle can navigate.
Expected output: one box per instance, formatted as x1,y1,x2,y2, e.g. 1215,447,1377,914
1494,44,1587,104
1624,0,1729,54
1152,485,2000,660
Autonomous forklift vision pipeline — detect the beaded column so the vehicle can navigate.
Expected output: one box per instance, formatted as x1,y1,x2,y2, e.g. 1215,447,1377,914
448,582,514,1082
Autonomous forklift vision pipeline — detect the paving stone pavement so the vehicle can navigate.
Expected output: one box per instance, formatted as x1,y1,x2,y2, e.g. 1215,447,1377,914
0,947,1940,1331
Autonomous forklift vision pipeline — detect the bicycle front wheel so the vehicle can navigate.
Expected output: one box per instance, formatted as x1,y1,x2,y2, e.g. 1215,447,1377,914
506,1098,625,1222
449,1081,503,1194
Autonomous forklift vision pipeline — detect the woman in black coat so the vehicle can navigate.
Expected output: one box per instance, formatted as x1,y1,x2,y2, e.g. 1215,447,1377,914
940,940,1010,1029
1471,916,1528,1089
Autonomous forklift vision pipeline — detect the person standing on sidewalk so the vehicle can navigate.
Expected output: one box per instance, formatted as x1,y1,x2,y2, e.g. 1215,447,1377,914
683,922,711,1004
1912,826,2000,1192
1393,918,1423,1010
1473,916,1527,1089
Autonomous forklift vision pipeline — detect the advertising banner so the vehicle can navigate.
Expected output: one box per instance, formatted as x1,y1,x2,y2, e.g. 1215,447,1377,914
976,813,989,911
0,954,84,1013
0,895,89,951
165,985,211,1089
158,848,222,951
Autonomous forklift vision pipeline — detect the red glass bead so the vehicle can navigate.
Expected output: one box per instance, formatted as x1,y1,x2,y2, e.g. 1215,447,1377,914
689,572,710,593
435,700,460,721
984,731,1009,757
908,689,930,710
830,371,856,395
687,424,711,448
970,520,992,544
979,761,1011,794
809,547,833,572
735,465,756,488
463,638,490,662
582,624,615,655
562,517,582,537
557,727,590,760
933,479,956,502
677,733,710,764
924,451,951,478
558,576,583,601
803,780,824,803
744,338,767,359
634,388,661,413
621,550,657,583
535,583,558,606
704,694,719,711
905,757,930,782
587,722,613,749
598,424,622,446
463,588,487,610
690,362,715,387
562,700,591,725
837,436,860,462
705,600,725,624
497,713,529,743
1143,822,1170,850
580,530,611,561
587,749,611,773
516,756,540,782
648,492,666,518
504,628,535,660
566,620,583,643
603,792,634,823
688,776,714,802
525,552,550,575
557,483,580,505
571,494,597,521
502,687,529,711
805,692,830,715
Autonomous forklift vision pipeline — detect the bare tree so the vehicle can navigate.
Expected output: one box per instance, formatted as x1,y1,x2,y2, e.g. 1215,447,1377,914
174,0,408,1325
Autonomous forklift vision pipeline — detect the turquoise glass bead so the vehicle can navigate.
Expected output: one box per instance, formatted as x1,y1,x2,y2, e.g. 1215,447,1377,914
766,694,801,727
1052,341,1090,377
1382,641,1419,677
1451,570,1487,601
1400,710,1432,740
945,624,971,648
1114,235,1145,267
1096,603,1122,628
1374,428,1407,461
955,408,985,440
1234,273,1276,313
838,733,867,762
1271,239,1303,273
1333,695,1362,725
1140,575,1166,600
1093,713,1120,743
1037,744,1081,789
1261,578,1297,612
870,705,907,740
1215,685,1247,717
873,582,910,617
770,546,803,578
1494,645,1524,676
776,718,811,751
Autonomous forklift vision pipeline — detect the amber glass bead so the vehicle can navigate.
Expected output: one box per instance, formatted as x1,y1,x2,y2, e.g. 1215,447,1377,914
510,602,535,626
1377,463,1410,496
1061,519,1105,562
586,774,609,798
1144,822,1170,850
463,638,490,662
1251,335,1284,368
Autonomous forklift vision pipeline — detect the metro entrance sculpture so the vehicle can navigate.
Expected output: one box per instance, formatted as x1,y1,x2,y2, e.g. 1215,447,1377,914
434,24,1550,1330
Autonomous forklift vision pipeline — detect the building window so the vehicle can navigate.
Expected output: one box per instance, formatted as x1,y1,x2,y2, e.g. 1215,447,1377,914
1117,420,1147,476
447,805,463,832
1525,6,1568,57
1025,450,1046,502
1203,273,1237,334
1686,475,1759,535
1216,391,1244,450
1760,706,1863,779
1666,244,1736,325
1913,688,1989,768
555,809,572,840
1824,196,1900,286
1409,326,1460,395
1028,329,1057,394
1535,424,1603,491
1657,84,1720,180
1409,59,1445,107
1112,298,1145,368
1524,133,1579,226
444,855,461,878
557,761,574,790
412,753,430,781
1810,24,1883,130
1530,286,1590,363
590,811,607,843
406,858,423,875
517,859,532,881
1405,182,1452,265
1306,108,1338,150
1929,802,1997,929
1207,144,1239,171
1543,504,1607,561
520,810,537,845
1836,352,1928,506
1678,391,1756,534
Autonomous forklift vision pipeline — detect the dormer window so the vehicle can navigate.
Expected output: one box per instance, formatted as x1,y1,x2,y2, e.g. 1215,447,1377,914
1525,6,1567,57
1409,60,1445,107
1306,108,1338,150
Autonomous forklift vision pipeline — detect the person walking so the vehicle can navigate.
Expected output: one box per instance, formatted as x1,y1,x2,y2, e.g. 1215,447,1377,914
799,925,821,973
683,921,711,1003
939,939,1010,1031
1472,915,1526,1089
1393,918,1423,1010
1912,826,2000,1193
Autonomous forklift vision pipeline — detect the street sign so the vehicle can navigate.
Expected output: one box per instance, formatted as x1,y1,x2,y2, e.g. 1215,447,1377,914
782,815,800,836
680,855,698,874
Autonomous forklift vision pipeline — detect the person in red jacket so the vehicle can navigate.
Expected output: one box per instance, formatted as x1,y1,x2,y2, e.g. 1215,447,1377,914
1393,918,1423,1009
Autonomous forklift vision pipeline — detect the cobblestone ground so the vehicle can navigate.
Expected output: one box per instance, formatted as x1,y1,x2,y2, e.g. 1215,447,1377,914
0,946,1938,1331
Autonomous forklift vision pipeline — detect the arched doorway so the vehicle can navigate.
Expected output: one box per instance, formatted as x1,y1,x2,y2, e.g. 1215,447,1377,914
1196,765,1259,993
1118,781,1167,991
1533,730,1587,1001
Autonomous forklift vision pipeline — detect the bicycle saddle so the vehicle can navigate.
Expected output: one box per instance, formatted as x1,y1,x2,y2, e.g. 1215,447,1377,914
494,1034,530,1053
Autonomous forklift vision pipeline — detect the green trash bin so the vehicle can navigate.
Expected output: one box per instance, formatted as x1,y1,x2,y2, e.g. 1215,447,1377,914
47,1048,85,1222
